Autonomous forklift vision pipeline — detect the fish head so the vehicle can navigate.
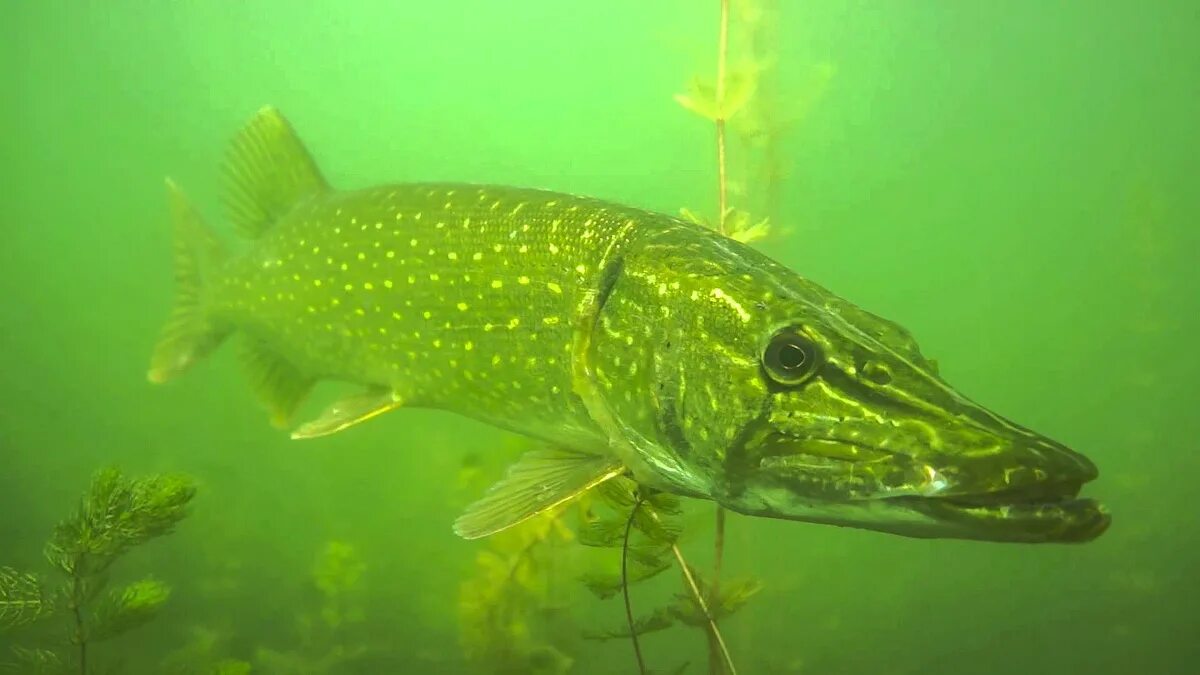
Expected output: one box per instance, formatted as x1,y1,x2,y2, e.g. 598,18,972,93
652,249,1109,544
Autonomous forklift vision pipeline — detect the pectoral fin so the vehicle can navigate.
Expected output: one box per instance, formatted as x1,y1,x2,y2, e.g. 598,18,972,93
454,448,625,540
291,387,403,439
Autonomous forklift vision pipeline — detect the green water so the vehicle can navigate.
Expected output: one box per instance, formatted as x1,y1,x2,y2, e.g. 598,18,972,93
2,1,1197,673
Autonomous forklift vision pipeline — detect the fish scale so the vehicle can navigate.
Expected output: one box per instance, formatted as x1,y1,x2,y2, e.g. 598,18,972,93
219,183,647,448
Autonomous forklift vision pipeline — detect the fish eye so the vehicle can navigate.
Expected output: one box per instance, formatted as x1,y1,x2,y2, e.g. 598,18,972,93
762,329,821,385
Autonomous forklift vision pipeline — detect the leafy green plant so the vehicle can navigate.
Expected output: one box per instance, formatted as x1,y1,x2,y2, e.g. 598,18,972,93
577,478,760,675
458,509,576,675
0,467,196,674
249,540,377,675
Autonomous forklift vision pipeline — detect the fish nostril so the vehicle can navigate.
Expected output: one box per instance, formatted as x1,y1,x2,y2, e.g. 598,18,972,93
862,361,893,385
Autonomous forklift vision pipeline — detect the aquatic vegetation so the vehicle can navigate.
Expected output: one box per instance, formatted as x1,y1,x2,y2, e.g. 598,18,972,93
676,0,834,240
0,467,196,674
458,506,576,675
159,624,251,675
249,541,374,674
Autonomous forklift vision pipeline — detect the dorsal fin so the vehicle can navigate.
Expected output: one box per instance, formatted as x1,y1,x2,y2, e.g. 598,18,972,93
221,106,329,238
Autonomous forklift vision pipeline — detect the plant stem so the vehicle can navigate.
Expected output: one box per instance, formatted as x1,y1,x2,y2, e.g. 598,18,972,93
71,574,87,675
715,0,731,235
709,506,727,674
711,0,732,659
623,498,648,675
669,542,738,675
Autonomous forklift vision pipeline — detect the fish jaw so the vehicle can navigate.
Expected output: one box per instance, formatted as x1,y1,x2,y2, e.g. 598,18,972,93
714,379,1110,544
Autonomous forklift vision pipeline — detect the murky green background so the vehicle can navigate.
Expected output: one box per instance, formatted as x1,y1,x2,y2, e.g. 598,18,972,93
3,1,1197,673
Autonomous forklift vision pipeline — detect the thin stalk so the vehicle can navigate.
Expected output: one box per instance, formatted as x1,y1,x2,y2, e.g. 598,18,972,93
669,542,738,675
644,506,739,675
708,506,728,674
715,0,731,235
711,0,732,658
622,498,648,675
70,574,87,675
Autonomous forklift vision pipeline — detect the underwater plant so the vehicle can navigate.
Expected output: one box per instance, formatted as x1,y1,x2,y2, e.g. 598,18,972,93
0,467,196,674
249,540,377,675
576,478,762,675
458,508,577,675
676,0,833,241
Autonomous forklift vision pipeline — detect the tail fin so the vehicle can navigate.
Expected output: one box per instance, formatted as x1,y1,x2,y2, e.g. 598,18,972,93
147,179,231,384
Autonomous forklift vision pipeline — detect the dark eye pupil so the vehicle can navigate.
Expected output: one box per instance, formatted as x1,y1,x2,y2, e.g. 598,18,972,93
778,343,807,370
763,329,820,385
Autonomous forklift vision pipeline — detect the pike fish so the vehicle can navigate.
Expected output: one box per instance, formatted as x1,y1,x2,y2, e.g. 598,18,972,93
149,107,1109,543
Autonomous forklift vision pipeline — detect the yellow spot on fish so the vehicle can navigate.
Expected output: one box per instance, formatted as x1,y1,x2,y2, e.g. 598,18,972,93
491,355,502,365
456,302,469,311
313,279,322,287
312,246,320,254
711,287,751,322
548,243,559,254
407,275,416,284
492,244,503,253
357,252,366,261
575,264,587,274
518,244,528,253
472,251,483,261
447,252,458,260
429,273,440,281
547,282,562,294
344,283,354,291
518,276,530,285
410,238,418,247
423,311,432,319
375,222,383,230
365,282,375,291
490,280,503,289
507,318,520,329
392,311,402,320
386,250,395,258
433,339,442,348
484,323,495,332
543,316,560,325
384,280,394,289
354,308,365,316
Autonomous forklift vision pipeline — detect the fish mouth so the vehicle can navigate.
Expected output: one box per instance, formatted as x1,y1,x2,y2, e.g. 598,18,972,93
892,478,1111,543
747,432,1110,543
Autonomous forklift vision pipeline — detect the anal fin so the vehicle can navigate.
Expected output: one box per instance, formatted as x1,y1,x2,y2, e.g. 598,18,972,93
241,338,314,428
291,387,403,440
454,448,625,540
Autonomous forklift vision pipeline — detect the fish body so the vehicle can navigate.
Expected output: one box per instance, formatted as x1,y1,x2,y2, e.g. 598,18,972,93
151,108,1109,543
215,183,637,453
